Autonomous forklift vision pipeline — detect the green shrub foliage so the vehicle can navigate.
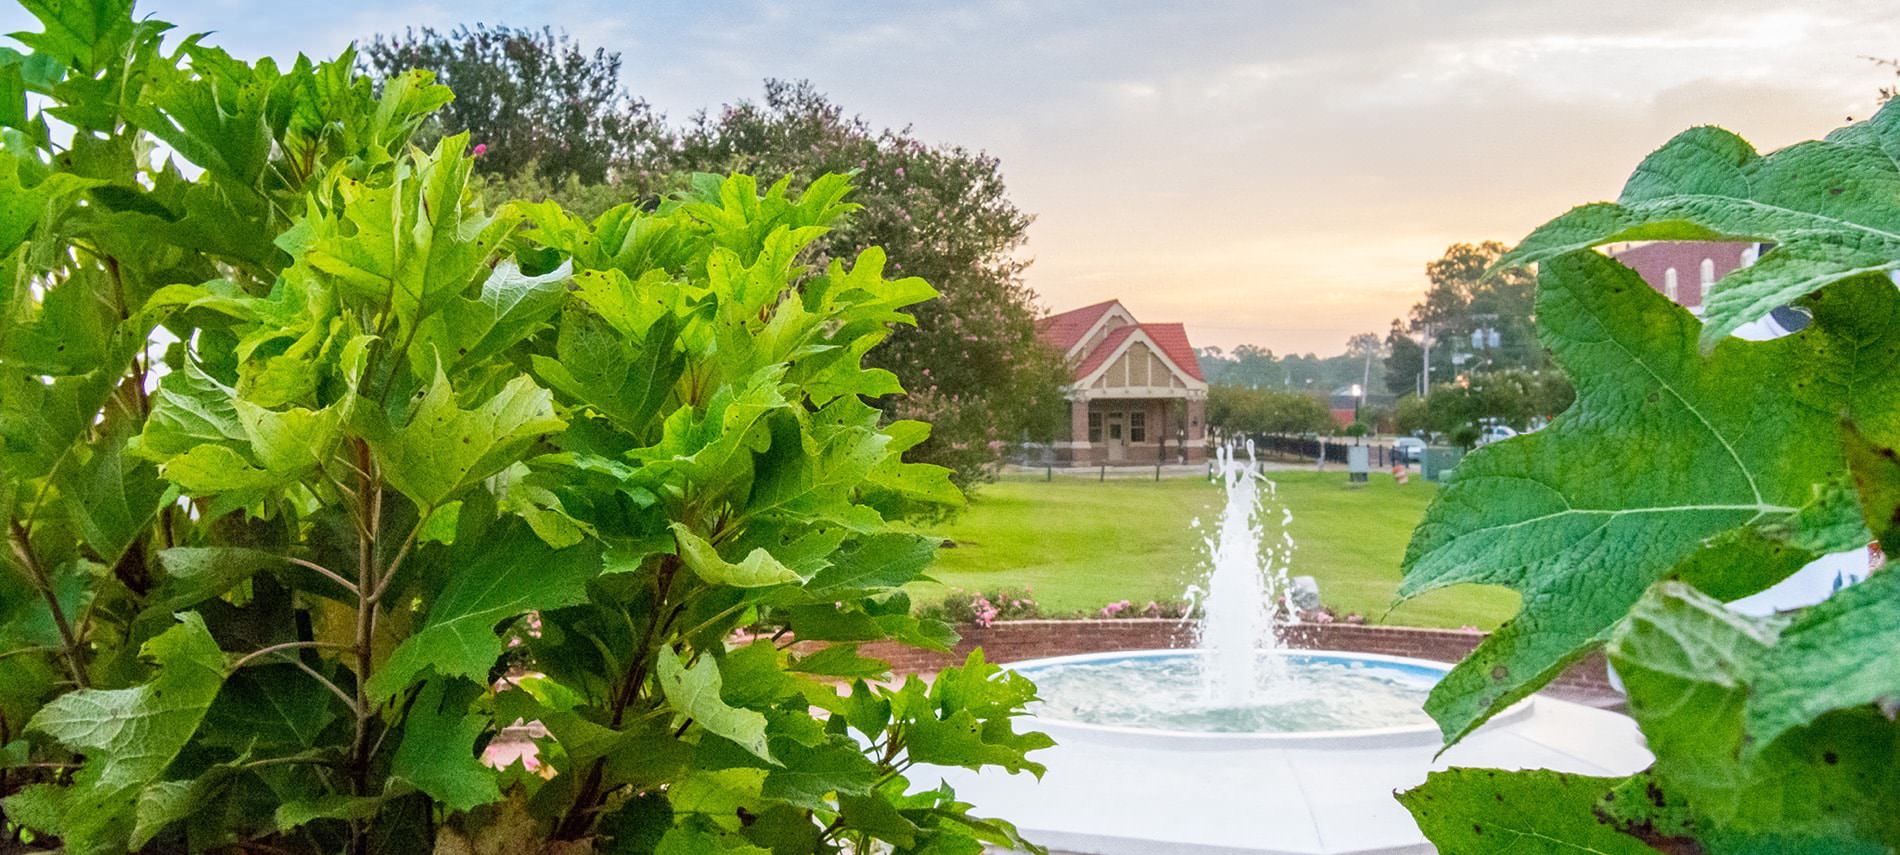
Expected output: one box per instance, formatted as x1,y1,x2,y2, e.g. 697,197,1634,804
0,2,1051,852
1396,102,1900,850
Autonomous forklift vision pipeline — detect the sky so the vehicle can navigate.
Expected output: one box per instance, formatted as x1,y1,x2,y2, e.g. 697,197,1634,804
6,1,1898,354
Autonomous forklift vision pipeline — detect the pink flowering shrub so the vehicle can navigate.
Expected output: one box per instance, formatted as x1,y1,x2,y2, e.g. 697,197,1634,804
919,586,1042,626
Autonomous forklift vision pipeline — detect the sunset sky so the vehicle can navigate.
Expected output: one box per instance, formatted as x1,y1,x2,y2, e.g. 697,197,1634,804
9,1,1898,354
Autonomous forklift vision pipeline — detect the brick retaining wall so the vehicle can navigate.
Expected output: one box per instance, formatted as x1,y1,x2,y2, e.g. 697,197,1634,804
852,618,1621,707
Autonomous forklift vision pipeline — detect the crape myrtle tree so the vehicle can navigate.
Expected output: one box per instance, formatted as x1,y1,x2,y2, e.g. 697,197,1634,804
0,3,1051,853
362,24,666,187
1392,102,1900,850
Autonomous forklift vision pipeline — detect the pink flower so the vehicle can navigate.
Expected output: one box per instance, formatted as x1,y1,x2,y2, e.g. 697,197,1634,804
472,143,488,157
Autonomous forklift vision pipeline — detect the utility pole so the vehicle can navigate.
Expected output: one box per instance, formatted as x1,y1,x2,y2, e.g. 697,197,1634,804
1419,322,1433,396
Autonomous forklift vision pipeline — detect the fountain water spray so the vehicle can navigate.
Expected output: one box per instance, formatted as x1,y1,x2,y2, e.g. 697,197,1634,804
1196,439,1295,705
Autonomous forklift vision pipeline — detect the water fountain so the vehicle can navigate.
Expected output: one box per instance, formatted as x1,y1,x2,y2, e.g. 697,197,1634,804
932,442,1653,853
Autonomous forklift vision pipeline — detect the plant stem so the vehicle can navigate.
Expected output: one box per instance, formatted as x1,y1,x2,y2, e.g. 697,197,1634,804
229,641,353,671
286,556,359,596
347,439,379,855
10,520,88,689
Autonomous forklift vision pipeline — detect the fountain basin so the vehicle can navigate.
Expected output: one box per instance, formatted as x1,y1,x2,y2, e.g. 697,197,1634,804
932,648,1651,854
1009,649,1531,751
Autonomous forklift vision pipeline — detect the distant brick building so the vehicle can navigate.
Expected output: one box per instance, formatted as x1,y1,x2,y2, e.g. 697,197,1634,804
1038,300,1209,465
1607,241,1809,338
1606,240,1758,311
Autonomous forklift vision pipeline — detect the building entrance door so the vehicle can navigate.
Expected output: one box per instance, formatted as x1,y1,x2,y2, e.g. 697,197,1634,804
1106,411,1126,462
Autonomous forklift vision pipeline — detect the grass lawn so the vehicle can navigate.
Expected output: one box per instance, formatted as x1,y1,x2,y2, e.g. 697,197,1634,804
911,470,1518,629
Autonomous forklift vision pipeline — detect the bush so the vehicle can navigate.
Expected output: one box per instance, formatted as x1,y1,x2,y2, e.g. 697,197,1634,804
919,587,1043,627
0,5,1049,853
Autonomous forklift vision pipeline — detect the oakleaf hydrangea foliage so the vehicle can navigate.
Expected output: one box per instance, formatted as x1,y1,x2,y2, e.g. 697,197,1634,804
0,1,1050,852
1397,101,1900,850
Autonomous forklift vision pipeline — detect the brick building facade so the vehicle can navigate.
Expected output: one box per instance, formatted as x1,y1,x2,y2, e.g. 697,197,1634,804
1038,300,1209,465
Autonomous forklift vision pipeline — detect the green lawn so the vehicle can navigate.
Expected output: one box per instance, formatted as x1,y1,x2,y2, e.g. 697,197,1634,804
911,471,1518,629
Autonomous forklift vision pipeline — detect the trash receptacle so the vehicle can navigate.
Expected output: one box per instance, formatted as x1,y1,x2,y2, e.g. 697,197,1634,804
1346,445,1369,483
1422,446,1464,482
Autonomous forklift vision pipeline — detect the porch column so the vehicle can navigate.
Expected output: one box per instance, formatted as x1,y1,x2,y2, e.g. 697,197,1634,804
1062,399,1092,465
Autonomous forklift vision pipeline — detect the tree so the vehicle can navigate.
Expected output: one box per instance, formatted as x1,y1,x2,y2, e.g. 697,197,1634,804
657,80,1071,487
364,24,666,185
0,6,1048,852
1205,386,1335,438
1405,241,1542,373
1384,320,1424,396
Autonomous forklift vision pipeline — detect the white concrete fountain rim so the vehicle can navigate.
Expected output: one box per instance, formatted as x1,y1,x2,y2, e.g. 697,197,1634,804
1006,648,1533,751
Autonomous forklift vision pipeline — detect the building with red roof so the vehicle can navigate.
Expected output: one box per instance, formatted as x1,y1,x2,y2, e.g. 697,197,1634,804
1036,300,1209,465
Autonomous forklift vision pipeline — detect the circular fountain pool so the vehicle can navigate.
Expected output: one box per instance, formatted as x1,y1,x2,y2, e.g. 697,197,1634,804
1008,649,1531,751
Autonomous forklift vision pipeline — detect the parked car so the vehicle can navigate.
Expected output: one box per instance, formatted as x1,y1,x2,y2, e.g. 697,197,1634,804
1476,424,1518,446
1392,436,1426,463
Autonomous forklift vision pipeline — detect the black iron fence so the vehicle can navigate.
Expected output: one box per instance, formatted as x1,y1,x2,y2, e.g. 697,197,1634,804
1245,434,1413,468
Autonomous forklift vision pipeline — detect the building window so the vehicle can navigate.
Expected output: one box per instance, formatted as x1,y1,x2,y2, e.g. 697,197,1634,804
1130,411,1146,442
1664,267,1678,302
1087,412,1102,443
1699,258,1715,302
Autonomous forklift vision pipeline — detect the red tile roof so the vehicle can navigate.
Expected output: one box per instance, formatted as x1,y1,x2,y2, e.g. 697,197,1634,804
1036,299,1120,353
1067,323,1205,384
1139,322,1205,382
1072,324,1137,379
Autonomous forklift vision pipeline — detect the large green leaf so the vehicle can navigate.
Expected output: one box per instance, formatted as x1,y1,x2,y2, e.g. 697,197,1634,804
303,134,521,336
134,361,343,501
1745,569,1900,751
365,520,600,701
671,523,802,589
657,645,775,764
1608,583,1900,844
1398,769,1654,854
1398,254,1898,744
24,613,227,854
531,306,684,435
1501,100,1900,347
357,366,565,509
390,678,500,812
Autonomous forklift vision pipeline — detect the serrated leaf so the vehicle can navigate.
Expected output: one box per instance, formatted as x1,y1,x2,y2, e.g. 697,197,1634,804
358,366,565,509
390,678,500,812
1501,103,1900,347
366,519,600,701
671,523,802,588
1399,255,1900,745
1746,569,1900,750
303,134,521,337
1398,769,1655,854
1609,583,1900,843
657,645,775,764
26,612,227,853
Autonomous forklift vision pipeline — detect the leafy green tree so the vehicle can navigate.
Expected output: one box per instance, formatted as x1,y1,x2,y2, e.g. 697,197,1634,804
1395,101,1900,851
363,24,666,185
1204,386,1335,438
0,5,1048,853
1400,241,1541,374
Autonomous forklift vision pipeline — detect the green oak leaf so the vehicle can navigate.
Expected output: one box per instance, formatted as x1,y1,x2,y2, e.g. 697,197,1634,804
1399,254,1900,745
366,519,600,701
531,306,684,436
134,361,343,500
303,134,521,337
1398,769,1654,854
390,678,500,813
357,366,565,509
25,613,227,854
1501,100,1900,347
657,645,776,764
1745,569,1900,751
1609,582,1900,844
671,523,802,589
59,421,168,565
416,257,572,377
